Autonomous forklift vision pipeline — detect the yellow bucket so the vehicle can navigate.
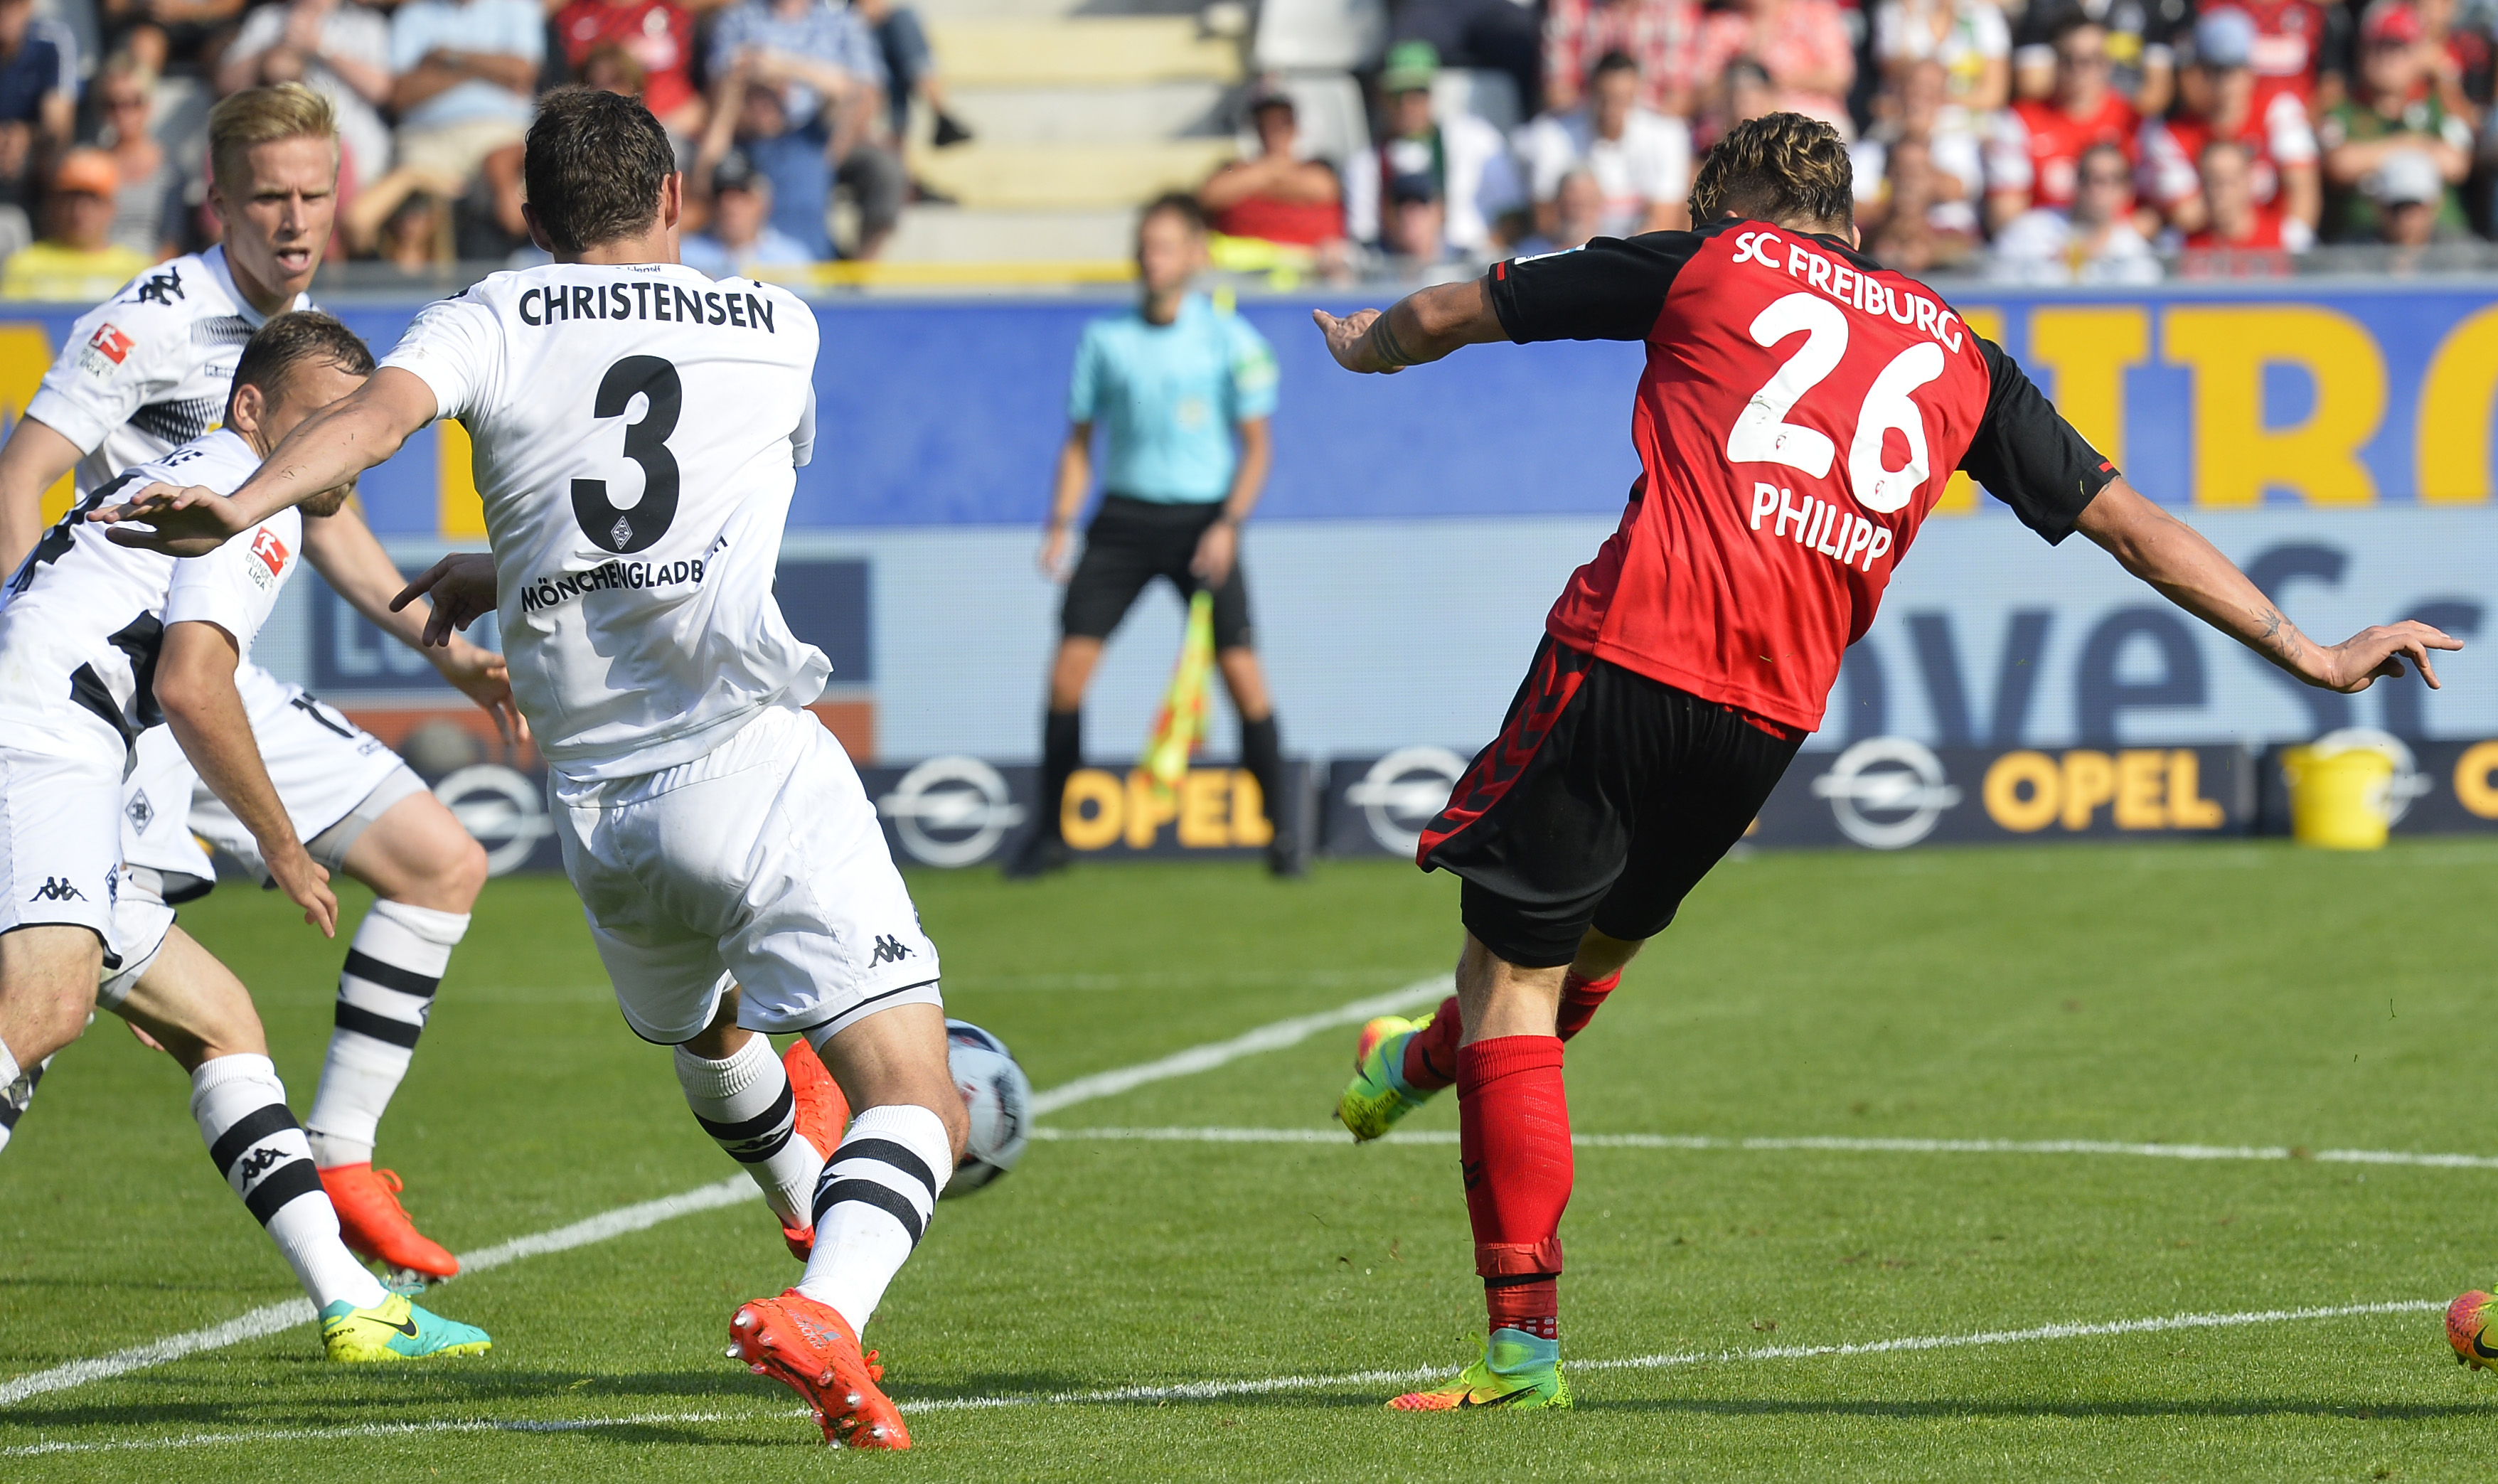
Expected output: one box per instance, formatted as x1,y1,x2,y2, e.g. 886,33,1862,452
2283,744,2396,850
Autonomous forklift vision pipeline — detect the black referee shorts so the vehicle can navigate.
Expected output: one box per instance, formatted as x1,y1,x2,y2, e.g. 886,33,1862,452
1419,637,1805,968
1061,494,1255,651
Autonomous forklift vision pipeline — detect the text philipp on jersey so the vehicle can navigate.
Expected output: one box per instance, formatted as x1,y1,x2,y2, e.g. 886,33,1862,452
1726,229,1967,353
518,280,784,333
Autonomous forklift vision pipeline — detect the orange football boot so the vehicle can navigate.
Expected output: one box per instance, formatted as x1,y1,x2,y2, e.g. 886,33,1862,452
779,1037,850,1261
728,1290,909,1448
319,1164,458,1281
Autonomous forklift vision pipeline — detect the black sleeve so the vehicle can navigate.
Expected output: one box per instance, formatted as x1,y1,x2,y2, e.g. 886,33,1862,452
1485,232,1707,344
1958,336,2118,545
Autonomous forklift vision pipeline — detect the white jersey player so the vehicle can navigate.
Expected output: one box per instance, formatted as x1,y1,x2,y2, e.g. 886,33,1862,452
104,89,969,1451
0,313,492,1362
0,84,510,1283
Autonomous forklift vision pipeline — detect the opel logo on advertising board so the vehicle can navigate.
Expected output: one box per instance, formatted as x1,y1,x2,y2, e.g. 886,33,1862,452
1344,746,1470,856
1809,737,1964,850
433,764,557,875
878,756,1028,867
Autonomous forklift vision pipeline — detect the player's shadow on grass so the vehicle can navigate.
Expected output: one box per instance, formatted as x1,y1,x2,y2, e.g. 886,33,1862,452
1574,1397,2498,1421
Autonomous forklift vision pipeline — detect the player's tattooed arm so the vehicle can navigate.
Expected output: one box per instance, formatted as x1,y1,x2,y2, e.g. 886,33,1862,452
2078,477,2461,693
1313,278,1507,375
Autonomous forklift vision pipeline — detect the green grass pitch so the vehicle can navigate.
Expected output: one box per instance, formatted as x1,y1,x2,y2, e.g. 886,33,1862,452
6,840,2498,1479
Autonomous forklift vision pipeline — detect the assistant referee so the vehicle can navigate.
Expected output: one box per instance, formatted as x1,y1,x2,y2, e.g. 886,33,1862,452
1007,192,1298,878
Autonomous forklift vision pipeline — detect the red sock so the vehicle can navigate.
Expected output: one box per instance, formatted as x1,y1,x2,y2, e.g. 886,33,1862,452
1556,968,1621,1041
1400,995,1463,1091
1457,1035,1569,1340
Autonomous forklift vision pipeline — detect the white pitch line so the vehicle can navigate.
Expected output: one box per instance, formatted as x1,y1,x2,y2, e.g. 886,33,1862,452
0,976,1447,1408
6,1298,2448,1452
1028,973,1448,1116
1031,1126,2498,1170
901,1298,2447,1412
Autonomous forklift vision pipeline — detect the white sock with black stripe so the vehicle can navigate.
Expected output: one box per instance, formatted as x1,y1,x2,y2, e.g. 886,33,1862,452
193,1054,388,1311
796,1104,951,1333
676,1035,822,1230
305,902,468,1169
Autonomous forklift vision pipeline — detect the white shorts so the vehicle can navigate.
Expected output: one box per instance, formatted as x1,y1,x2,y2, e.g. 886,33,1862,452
120,727,216,887
187,666,414,880
0,728,124,962
97,863,176,1008
553,705,943,1045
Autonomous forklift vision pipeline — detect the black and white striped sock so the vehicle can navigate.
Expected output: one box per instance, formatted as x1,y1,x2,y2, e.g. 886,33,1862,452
305,902,468,1168
193,1054,388,1311
676,1035,823,1230
796,1104,952,1333
0,1038,47,1155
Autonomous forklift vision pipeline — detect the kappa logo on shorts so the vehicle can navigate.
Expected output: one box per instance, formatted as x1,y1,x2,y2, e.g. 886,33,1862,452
28,876,87,902
870,935,914,965
125,789,154,831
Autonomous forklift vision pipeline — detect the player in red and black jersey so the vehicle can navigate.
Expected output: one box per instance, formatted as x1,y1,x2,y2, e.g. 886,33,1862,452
1313,112,2460,1413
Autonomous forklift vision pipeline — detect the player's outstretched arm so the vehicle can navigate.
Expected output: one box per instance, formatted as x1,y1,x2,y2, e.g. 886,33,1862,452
154,621,338,937
1313,278,1507,375
0,415,85,570
301,506,528,745
91,368,441,556
392,553,498,648
2078,479,2462,692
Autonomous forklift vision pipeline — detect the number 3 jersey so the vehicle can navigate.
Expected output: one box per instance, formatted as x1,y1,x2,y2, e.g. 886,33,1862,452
379,263,825,783
1488,220,2117,734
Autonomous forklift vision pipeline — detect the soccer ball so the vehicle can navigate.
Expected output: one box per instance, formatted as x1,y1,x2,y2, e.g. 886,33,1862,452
944,1019,1031,1195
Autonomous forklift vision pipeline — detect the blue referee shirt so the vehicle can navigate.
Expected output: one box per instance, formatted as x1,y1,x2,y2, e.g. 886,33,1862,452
1067,293,1279,505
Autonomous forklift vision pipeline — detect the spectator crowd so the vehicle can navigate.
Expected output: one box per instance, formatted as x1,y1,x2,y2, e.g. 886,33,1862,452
1200,0,2498,281
0,0,971,296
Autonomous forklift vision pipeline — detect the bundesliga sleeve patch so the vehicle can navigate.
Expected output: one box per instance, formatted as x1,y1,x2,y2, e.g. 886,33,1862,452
247,525,289,588
78,324,134,381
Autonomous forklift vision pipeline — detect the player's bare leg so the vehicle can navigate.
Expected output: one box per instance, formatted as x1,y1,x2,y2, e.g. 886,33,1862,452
306,790,489,1284
1009,637,1105,879
110,927,492,1361
0,926,104,1150
1340,928,1642,1141
730,1003,968,1448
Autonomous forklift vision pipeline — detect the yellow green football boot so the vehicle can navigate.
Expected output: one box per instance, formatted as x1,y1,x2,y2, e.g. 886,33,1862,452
1336,1013,1439,1142
321,1292,492,1362
1388,1328,1571,1411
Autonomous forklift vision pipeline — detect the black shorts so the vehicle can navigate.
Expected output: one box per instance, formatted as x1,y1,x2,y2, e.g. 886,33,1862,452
1061,494,1254,650
1419,638,1805,968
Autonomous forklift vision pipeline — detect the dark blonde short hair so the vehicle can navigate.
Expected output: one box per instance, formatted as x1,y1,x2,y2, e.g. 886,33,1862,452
1689,112,1854,233
208,82,337,194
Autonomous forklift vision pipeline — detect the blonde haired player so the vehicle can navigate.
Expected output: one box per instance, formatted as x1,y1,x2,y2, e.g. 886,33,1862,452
0,84,516,1286
103,88,971,1451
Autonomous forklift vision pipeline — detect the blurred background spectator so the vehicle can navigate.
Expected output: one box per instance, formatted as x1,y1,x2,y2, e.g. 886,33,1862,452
1990,136,2162,277
1511,164,1605,249
0,0,77,245
1344,41,1522,257
1874,0,2009,112
1517,49,1690,234
1,146,150,297
219,0,392,194
89,50,178,258
853,0,970,151
1393,0,1544,119
1200,84,1345,262
553,0,700,137
383,0,541,247
101,0,240,80
2372,142,2459,240
1856,58,1985,265
1544,0,1697,115
705,0,903,258
2014,0,2189,114
2320,1,2474,239
1693,0,1857,137
1987,16,2138,230
681,145,811,274
2140,8,2320,240
2175,134,2301,263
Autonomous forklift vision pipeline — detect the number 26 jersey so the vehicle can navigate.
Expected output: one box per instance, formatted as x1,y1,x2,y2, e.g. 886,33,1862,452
1488,221,2117,735
380,263,825,783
